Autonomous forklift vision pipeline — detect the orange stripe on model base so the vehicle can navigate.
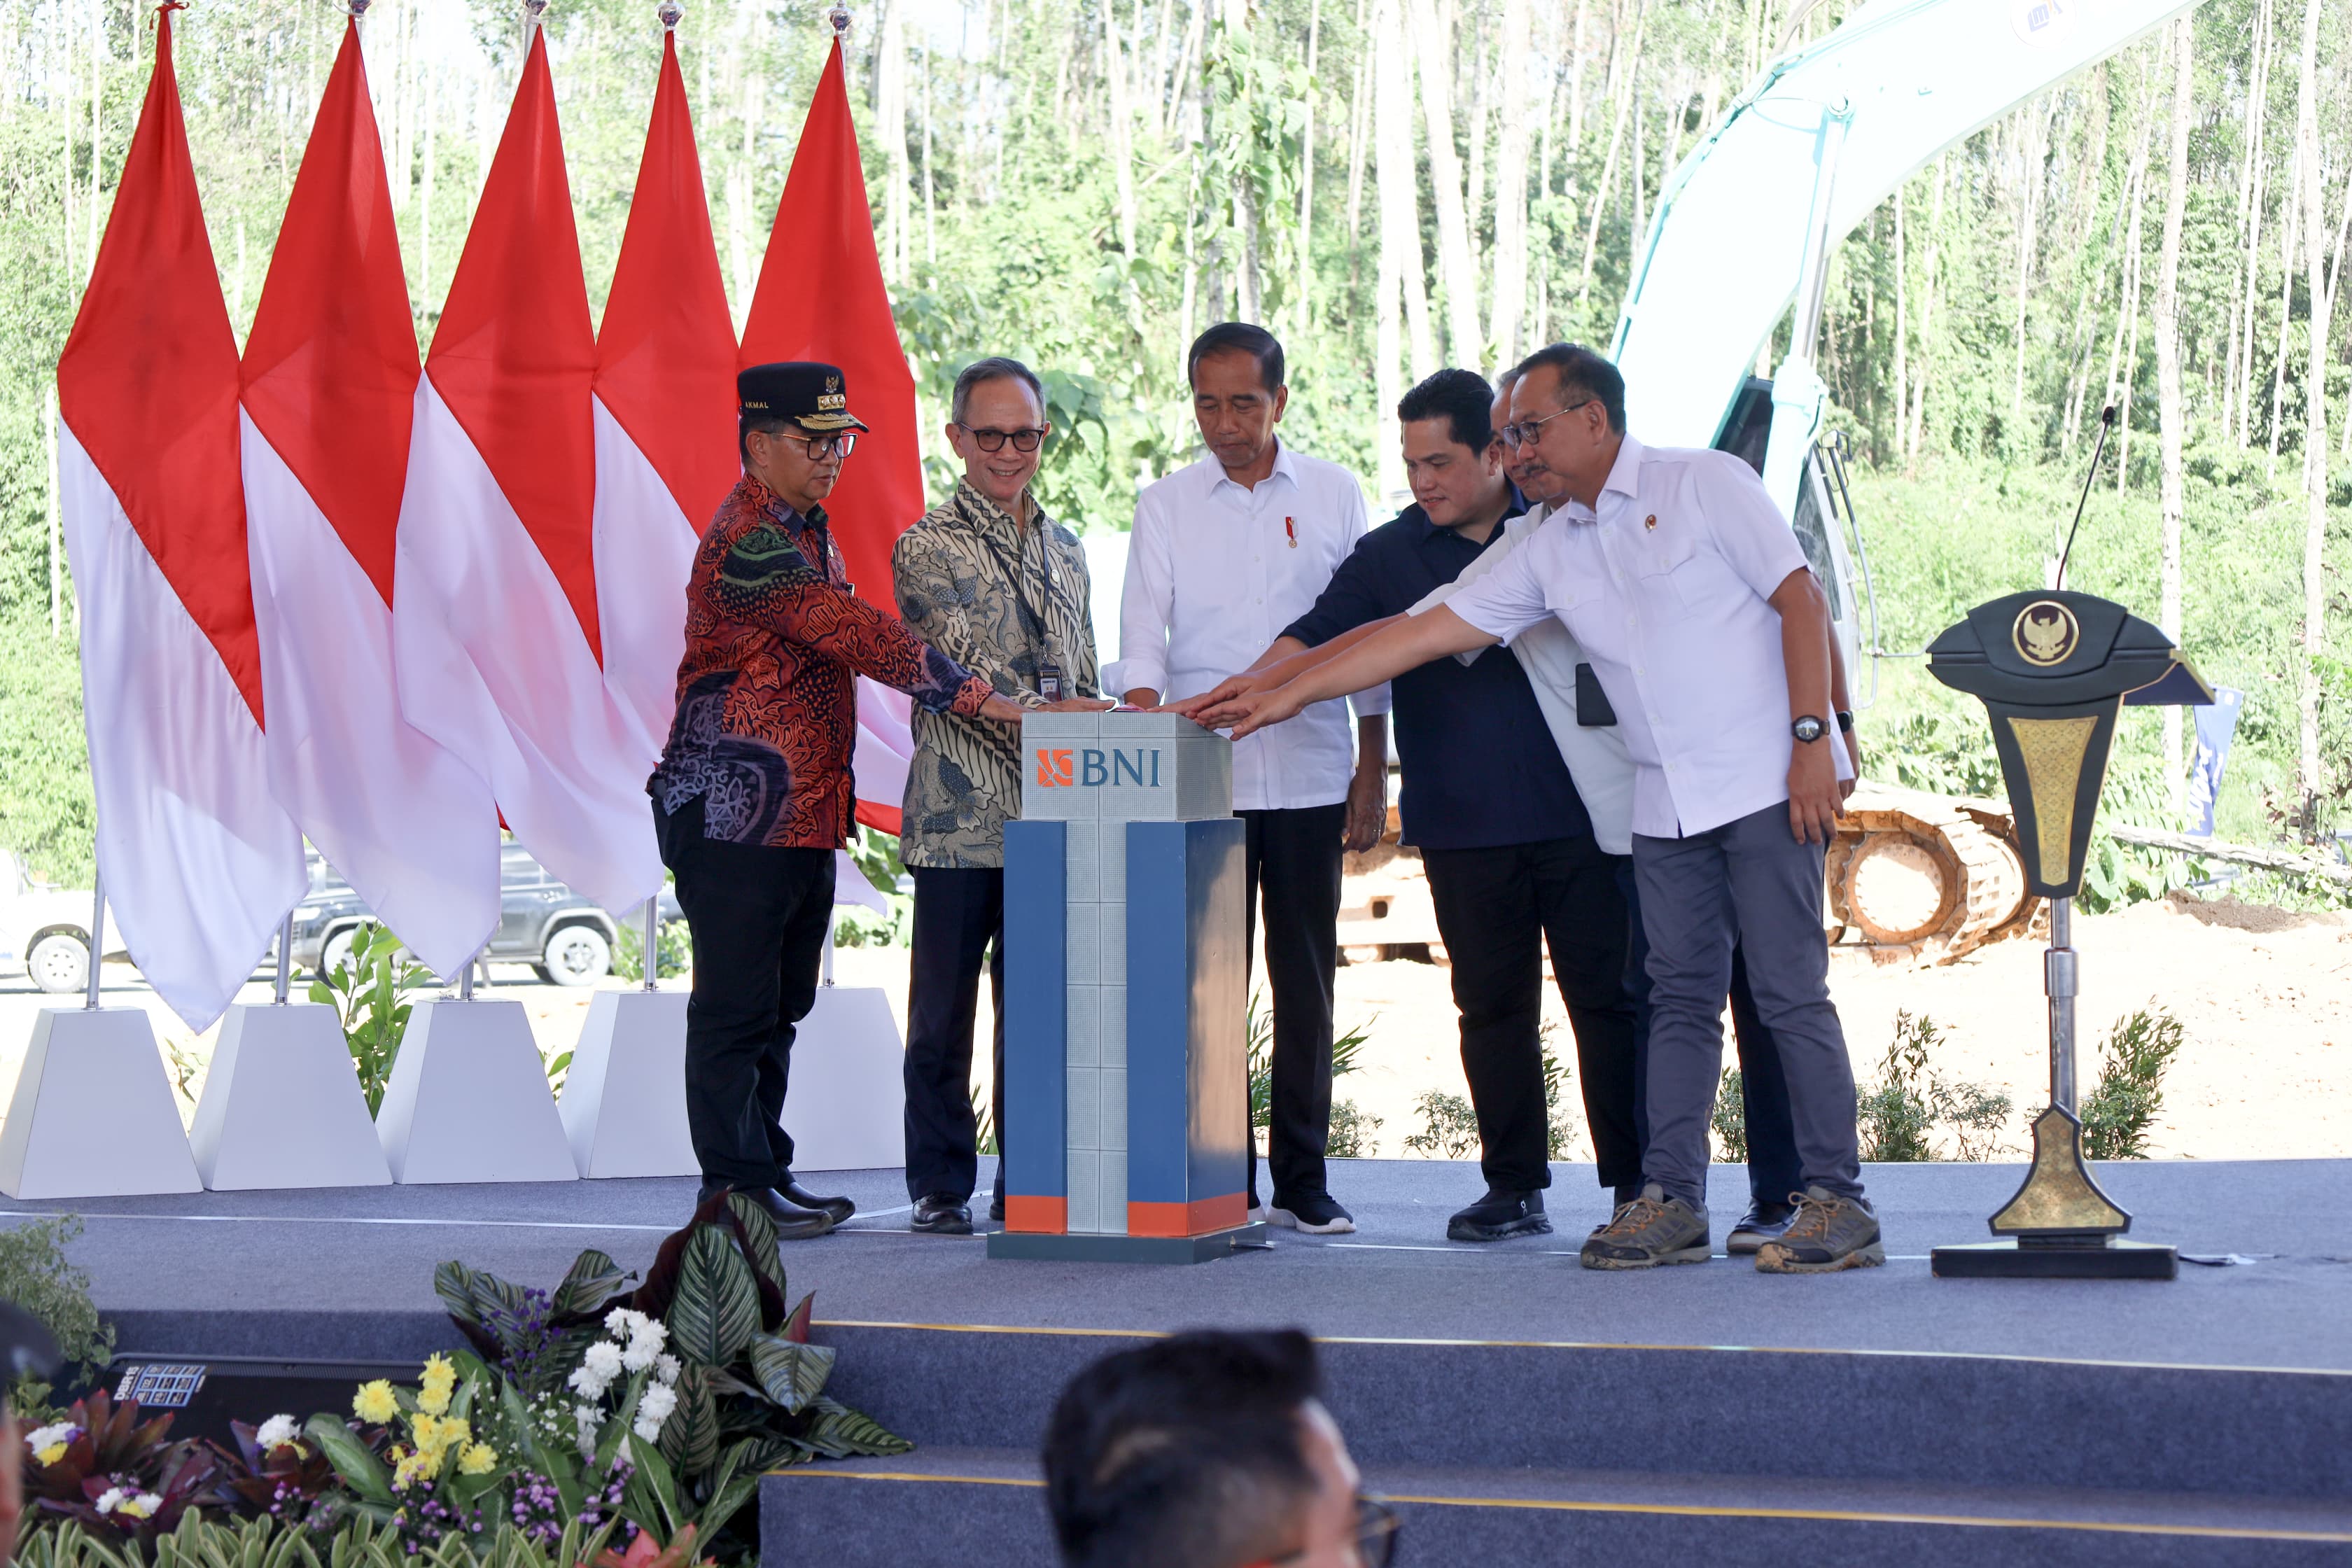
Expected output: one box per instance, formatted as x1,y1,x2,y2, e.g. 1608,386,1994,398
1128,1194,1247,1238
1004,1196,1066,1233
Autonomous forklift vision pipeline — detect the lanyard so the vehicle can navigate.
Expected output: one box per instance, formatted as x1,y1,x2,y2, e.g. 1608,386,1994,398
972,504,1066,699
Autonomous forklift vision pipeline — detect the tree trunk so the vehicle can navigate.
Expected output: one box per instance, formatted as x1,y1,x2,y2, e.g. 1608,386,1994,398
1376,0,1435,384
1465,15,1491,237
2290,0,2328,823
1893,178,1907,468
2266,147,2300,468
2011,97,2044,428
1907,155,1945,465
1408,0,1483,368
1567,0,1589,155
2153,17,2191,812
1577,0,1646,300
1345,0,1371,241
2236,0,2275,448
877,0,910,283
1486,0,1533,365
1373,0,1407,498
45,381,62,638
86,0,101,278
2220,0,2271,445
59,0,74,298
1296,0,1322,333
1105,0,1140,270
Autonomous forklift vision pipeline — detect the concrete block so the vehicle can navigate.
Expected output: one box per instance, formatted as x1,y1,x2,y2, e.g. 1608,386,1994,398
1100,987,1126,1067
1065,986,1100,1067
0,1009,202,1198
1101,902,1127,986
559,990,696,1179
1067,1149,1102,1233
1065,1065,1100,1150
192,1004,392,1190
1101,1068,1127,1152
1099,712,1211,740
1177,735,1235,820
1022,710,1105,741
783,986,906,1172
1065,904,1100,985
376,1000,578,1184
1105,776,1179,820
1100,1149,1128,1235
1102,827,1127,900
1063,822,1099,902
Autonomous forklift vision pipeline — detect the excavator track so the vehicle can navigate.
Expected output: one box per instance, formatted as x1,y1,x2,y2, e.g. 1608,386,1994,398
1825,783,2034,966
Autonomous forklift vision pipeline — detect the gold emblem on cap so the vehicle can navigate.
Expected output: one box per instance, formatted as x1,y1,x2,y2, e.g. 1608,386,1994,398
2011,599,2080,668
825,374,841,393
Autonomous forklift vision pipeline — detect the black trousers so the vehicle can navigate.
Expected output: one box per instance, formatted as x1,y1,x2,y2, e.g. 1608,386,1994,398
1617,860,1802,1205
1423,836,1643,1193
901,866,1007,1205
1241,803,1345,1205
654,796,836,1190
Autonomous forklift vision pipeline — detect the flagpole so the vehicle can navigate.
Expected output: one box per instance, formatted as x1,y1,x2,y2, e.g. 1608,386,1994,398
84,854,104,1010
523,0,547,55
274,911,293,1004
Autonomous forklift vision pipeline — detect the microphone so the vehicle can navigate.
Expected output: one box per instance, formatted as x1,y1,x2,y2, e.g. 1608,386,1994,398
2054,405,2115,594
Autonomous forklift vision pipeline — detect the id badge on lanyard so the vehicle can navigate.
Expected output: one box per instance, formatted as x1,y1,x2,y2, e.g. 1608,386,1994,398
1038,663,1065,704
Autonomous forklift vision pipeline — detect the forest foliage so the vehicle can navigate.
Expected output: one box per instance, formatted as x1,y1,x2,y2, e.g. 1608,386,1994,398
0,0,2346,884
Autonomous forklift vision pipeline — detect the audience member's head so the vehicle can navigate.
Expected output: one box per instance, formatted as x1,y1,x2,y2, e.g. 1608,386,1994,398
1042,1329,1393,1568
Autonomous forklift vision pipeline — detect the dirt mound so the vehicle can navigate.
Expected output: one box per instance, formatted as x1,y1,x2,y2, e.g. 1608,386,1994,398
2165,890,2334,934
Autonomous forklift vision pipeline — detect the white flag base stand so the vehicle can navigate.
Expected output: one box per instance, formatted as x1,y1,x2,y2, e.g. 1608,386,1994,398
190,1004,391,1189
377,998,578,1184
0,1009,202,1198
560,989,696,1179
783,986,906,1172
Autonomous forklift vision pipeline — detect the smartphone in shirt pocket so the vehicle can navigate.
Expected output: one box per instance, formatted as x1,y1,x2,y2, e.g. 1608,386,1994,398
1575,663,1617,727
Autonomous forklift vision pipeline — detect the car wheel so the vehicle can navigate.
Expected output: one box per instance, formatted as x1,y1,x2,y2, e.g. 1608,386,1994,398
541,924,611,987
318,925,360,982
29,932,90,995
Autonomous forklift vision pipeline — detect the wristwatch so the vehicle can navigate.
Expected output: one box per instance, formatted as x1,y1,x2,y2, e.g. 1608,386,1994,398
1792,715,1827,743
1835,710,1855,734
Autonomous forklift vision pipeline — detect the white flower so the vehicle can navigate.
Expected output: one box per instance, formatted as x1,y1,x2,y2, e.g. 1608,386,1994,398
636,1382,678,1424
604,1308,648,1339
94,1488,125,1516
620,1317,668,1373
26,1423,78,1452
255,1415,301,1452
582,1340,625,1380
567,1362,615,1401
574,1404,601,1460
654,1354,680,1386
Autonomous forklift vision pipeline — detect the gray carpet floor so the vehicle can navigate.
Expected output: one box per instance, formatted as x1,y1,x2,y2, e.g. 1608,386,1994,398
11,1157,2346,1369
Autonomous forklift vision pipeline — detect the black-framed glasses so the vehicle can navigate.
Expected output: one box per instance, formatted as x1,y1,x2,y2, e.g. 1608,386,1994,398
956,423,1049,453
1259,1497,1401,1567
781,430,858,460
1500,398,1595,448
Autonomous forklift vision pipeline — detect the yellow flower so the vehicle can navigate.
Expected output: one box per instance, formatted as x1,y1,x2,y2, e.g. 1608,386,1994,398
392,1446,442,1489
458,1443,497,1477
410,1413,440,1452
114,1497,155,1520
354,1380,400,1424
33,1444,65,1466
417,1354,456,1417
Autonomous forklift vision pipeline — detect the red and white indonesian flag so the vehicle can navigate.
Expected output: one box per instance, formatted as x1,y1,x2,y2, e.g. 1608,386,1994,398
592,26,734,760
239,18,499,979
53,6,306,1030
743,37,923,837
391,27,662,918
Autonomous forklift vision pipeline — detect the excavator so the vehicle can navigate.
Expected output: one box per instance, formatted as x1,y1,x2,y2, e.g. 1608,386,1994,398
1610,0,2203,962
1330,0,2203,966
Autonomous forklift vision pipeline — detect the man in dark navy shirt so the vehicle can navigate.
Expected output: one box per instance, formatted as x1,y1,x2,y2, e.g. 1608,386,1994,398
1274,370,1641,1242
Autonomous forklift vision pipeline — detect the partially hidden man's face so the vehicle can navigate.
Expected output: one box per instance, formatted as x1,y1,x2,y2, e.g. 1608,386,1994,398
1508,365,1613,505
1492,385,1536,494
746,421,845,507
1259,1401,1368,1568
1399,417,1503,530
1191,349,1288,474
947,374,1051,512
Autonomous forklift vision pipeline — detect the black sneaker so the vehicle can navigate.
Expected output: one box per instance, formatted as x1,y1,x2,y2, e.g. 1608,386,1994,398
1448,1188,1552,1242
1725,1198,1795,1256
779,1175,855,1226
910,1193,974,1235
1269,1193,1355,1235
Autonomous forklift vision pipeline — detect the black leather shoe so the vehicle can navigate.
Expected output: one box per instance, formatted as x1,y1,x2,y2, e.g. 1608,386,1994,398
779,1176,855,1226
1447,1187,1553,1242
699,1183,835,1241
911,1194,974,1235
1726,1198,1796,1256
987,1194,1005,1224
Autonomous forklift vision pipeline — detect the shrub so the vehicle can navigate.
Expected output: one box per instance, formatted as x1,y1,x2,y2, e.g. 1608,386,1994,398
1712,1068,1748,1164
2080,1006,2184,1160
1326,1100,1382,1158
0,1213,113,1402
1541,1043,1579,1161
1401,1092,1479,1160
612,918,688,983
1247,990,1369,1138
306,924,434,1114
1859,1014,1938,1162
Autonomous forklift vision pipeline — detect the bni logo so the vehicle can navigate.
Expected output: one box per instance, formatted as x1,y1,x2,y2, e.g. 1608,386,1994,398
1034,748,1164,788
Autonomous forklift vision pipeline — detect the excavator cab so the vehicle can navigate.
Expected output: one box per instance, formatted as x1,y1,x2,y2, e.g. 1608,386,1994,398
1712,377,1868,692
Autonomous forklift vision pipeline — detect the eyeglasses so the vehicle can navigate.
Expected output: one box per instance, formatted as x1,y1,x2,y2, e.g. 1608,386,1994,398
1255,1497,1401,1568
779,430,858,460
1499,398,1596,448
956,424,1049,453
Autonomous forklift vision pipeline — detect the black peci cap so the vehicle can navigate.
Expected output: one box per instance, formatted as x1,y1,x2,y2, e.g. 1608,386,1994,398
737,361,869,433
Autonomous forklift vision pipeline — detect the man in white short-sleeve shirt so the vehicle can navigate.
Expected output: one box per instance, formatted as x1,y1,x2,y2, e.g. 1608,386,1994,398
1117,323,1390,1236
1193,344,1880,1275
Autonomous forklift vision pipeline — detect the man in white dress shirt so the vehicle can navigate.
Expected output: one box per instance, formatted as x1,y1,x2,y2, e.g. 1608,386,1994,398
1117,323,1390,1236
1197,344,1880,1274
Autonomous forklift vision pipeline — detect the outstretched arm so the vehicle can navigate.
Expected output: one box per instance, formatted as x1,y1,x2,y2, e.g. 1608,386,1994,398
1164,615,1407,719
1202,607,1495,738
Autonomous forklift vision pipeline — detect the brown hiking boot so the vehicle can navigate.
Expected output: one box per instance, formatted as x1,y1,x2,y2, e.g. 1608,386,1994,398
1578,1183,1711,1270
1754,1186,1884,1273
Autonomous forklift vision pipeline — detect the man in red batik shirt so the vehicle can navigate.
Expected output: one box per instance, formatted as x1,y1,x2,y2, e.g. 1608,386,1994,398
650,362,1044,1239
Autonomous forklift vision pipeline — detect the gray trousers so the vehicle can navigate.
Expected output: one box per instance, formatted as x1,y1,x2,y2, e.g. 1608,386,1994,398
1631,799,1862,1210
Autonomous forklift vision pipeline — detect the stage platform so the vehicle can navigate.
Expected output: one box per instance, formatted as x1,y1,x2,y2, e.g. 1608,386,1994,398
14,1157,2352,1564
